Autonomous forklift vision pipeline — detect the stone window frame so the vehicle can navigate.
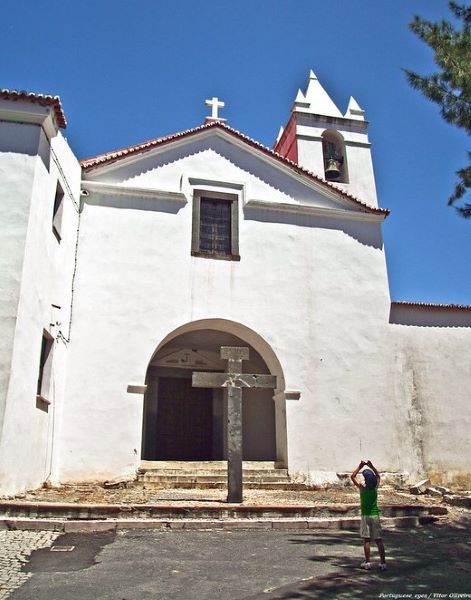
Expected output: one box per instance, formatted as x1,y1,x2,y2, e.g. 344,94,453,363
191,189,240,261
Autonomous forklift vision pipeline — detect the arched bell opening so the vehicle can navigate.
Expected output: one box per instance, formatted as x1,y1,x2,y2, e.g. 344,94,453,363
322,129,348,183
141,320,287,465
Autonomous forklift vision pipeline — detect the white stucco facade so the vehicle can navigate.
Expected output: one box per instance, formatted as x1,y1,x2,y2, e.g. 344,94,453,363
0,97,81,494
0,76,470,496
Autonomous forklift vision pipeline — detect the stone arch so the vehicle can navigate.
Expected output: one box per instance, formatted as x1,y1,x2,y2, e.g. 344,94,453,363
322,129,348,183
142,319,287,466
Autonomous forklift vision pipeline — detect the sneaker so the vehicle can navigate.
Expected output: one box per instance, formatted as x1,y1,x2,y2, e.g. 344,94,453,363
379,563,387,571
360,562,372,570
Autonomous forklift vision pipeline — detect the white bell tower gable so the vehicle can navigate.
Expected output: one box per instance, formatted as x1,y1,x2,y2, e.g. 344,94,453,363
295,70,343,118
275,71,378,207
344,96,365,120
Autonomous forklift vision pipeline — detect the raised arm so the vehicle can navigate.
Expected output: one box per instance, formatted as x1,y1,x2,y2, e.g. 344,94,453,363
351,461,365,489
366,460,381,487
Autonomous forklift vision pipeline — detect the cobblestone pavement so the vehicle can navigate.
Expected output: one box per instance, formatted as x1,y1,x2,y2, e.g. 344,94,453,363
0,530,59,599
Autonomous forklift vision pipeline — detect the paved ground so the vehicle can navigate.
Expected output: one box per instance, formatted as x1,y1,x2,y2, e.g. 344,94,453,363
11,483,446,508
0,530,59,600
1,514,470,600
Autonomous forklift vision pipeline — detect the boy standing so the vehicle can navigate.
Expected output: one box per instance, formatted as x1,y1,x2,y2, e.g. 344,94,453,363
351,460,387,571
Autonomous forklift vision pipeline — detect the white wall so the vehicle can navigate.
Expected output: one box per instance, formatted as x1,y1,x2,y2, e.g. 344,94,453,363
59,134,393,482
389,307,471,487
0,128,81,496
3,125,470,493
0,122,39,434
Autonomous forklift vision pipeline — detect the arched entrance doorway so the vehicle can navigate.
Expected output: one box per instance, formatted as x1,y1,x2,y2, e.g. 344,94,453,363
141,320,286,464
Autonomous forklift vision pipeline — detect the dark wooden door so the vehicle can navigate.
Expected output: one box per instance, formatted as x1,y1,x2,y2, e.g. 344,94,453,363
155,377,213,460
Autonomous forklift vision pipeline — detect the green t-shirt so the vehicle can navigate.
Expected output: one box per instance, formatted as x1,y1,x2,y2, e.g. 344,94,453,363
360,486,379,516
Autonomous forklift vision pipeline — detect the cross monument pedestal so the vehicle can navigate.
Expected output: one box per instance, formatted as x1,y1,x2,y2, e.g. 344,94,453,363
192,346,277,503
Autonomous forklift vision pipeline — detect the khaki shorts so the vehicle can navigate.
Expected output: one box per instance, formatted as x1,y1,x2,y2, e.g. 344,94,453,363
360,515,382,539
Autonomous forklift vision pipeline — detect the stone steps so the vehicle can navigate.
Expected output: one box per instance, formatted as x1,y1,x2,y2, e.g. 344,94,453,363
136,481,308,491
140,461,282,471
0,514,449,533
137,469,290,477
0,501,448,522
137,461,293,489
137,478,292,485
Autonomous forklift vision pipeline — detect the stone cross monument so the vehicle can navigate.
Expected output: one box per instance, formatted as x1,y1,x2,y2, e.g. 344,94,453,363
192,346,277,503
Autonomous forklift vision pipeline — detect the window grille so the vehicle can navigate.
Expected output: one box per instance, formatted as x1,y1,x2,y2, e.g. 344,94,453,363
199,197,231,255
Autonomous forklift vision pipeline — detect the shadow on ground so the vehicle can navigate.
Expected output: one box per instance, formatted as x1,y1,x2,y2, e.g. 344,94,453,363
23,532,117,573
244,515,471,599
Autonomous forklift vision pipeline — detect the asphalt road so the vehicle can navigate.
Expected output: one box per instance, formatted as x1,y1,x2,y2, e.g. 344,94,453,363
9,517,471,600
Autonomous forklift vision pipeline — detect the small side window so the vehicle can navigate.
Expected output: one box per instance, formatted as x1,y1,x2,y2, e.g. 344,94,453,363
37,330,54,406
52,181,65,242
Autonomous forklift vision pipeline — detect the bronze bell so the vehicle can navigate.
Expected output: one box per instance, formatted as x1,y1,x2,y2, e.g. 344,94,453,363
325,157,342,180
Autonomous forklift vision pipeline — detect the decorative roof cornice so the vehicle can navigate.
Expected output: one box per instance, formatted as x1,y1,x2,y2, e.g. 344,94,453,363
244,200,386,223
81,180,186,203
0,89,67,128
80,121,389,217
391,301,471,311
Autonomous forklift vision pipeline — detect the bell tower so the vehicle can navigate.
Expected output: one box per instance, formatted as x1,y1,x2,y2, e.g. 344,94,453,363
274,70,378,207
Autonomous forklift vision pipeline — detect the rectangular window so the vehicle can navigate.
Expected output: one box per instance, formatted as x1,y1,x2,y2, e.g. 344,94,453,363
52,181,64,242
200,197,231,255
37,330,54,403
191,190,240,260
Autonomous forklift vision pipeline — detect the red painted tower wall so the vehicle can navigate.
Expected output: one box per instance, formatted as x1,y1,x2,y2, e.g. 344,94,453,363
273,115,297,164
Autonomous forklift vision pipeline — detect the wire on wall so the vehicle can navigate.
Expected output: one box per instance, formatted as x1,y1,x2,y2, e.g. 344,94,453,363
57,201,82,345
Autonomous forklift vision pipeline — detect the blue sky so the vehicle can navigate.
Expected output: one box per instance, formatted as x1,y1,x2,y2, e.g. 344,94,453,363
2,0,469,304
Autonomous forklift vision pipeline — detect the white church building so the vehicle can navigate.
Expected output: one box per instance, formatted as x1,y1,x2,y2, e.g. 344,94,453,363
1,72,470,496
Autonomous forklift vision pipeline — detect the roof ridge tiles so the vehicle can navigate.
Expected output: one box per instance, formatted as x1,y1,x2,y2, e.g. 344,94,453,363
0,88,67,128
80,121,389,216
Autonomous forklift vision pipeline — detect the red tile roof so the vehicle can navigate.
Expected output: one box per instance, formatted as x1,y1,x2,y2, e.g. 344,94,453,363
391,301,471,311
80,121,389,216
0,89,67,129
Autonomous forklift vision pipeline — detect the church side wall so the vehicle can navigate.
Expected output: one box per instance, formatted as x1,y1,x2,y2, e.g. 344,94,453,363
0,129,81,496
0,122,38,437
390,320,471,488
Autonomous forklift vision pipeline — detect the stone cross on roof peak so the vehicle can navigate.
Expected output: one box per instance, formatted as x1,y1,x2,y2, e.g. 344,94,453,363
205,96,227,123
